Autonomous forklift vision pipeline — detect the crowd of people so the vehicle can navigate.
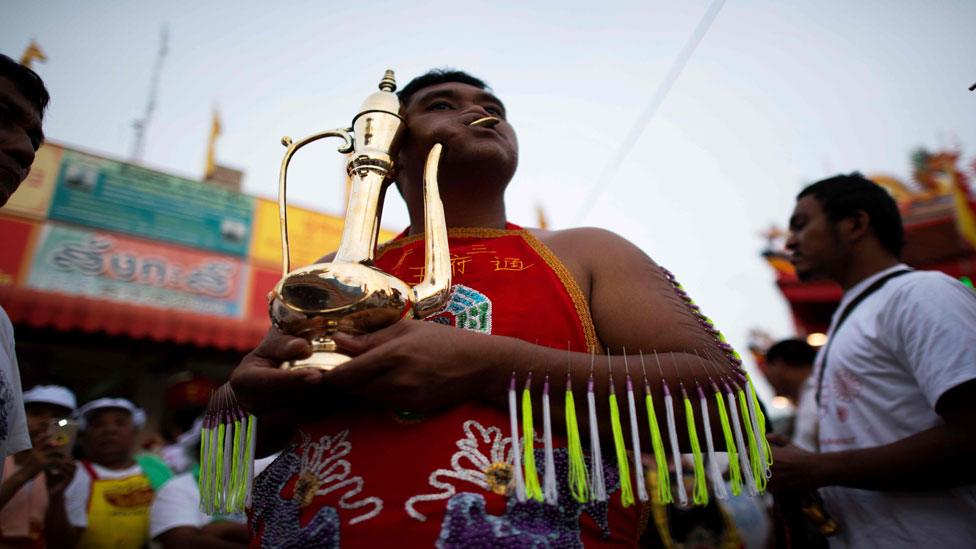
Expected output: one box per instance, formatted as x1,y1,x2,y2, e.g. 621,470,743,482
0,381,259,548
1,49,975,549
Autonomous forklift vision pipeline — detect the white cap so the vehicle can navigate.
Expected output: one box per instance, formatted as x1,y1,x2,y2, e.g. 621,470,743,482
76,398,146,429
23,385,77,412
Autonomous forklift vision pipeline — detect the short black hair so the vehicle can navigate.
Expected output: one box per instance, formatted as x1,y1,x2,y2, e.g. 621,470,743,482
798,173,905,257
765,338,816,368
398,69,489,107
0,54,50,119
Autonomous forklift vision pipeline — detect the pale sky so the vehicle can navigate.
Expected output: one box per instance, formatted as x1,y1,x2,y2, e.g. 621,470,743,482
4,0,976,399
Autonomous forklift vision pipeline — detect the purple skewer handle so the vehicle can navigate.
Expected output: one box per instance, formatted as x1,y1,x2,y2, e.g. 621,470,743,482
509,372,517,392
696,383,706,400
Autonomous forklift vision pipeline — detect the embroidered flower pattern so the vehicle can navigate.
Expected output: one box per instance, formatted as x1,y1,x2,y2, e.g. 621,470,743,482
250,450,340,548
249,430,384,548
405,420,513,521
437,449,619,548
294,430,383,524
404,419,618,546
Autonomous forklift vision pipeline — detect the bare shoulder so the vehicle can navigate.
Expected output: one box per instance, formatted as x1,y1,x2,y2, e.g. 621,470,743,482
527,226,654,265
524,227,657,300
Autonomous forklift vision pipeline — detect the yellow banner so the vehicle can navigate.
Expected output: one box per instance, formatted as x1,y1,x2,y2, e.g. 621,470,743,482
4,143,62,219
249,198,398,269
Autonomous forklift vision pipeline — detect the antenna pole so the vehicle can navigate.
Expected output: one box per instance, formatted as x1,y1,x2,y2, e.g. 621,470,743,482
131,25,169,162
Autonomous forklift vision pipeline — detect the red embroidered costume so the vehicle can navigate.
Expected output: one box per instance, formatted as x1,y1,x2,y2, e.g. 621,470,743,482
249,225,642,547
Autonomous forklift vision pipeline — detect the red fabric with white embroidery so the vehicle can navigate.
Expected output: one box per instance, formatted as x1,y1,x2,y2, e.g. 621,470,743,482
248,224,640,547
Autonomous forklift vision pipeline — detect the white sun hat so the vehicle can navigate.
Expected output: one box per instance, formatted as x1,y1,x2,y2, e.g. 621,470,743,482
23,385,77,412
75,398,146,429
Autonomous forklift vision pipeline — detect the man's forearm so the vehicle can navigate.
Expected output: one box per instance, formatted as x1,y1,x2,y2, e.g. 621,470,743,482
814,423,976,491
0,468,34,510
44,494,79,548
477,335,748,453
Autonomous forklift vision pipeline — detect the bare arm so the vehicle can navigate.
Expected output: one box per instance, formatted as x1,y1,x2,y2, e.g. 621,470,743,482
44,459,82,548
0,461,34,510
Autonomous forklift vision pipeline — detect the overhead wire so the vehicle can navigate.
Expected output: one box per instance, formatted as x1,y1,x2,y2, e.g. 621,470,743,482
573,0,727,223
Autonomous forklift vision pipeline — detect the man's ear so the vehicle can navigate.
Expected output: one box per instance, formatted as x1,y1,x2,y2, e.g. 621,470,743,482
848,210,871,241
838,210,871,243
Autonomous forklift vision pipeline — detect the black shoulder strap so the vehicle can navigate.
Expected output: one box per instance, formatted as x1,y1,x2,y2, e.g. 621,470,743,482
815,269,912,405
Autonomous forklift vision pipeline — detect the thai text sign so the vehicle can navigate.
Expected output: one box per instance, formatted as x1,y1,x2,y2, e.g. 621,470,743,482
48,149,253,256
26,223,248,318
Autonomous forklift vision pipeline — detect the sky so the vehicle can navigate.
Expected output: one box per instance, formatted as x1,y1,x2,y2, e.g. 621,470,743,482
4,0,976,399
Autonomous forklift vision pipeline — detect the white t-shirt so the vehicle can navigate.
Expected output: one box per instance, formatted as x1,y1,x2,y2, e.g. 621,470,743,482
0,307,30,481
791,375,818,452
149,454,276,539
814,265,976,548
149,473,212,539
64,462,144,528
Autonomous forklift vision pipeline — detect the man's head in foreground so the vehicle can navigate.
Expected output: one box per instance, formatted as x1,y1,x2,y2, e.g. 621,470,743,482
393,69,518,209
0,54,48,207
787,173,904,283
764,338,816,402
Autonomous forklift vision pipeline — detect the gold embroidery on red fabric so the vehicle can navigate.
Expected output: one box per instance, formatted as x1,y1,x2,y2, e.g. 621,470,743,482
517,231,599,353
491,256,534,272
374,227,599,352
376,227,518,259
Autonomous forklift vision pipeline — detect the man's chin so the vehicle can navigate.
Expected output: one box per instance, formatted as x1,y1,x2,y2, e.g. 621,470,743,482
794,268,826,283
440,152,516,188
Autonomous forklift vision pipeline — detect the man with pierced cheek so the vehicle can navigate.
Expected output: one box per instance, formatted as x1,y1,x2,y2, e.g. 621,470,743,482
234,70,746,547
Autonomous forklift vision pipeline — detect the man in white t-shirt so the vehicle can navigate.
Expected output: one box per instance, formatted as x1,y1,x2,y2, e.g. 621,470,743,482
0,54,51,483
150,449,276,548
769,173,976,548
150,473,249,549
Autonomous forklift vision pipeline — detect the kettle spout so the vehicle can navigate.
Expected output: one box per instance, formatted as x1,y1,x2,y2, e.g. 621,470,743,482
411,143,452,317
